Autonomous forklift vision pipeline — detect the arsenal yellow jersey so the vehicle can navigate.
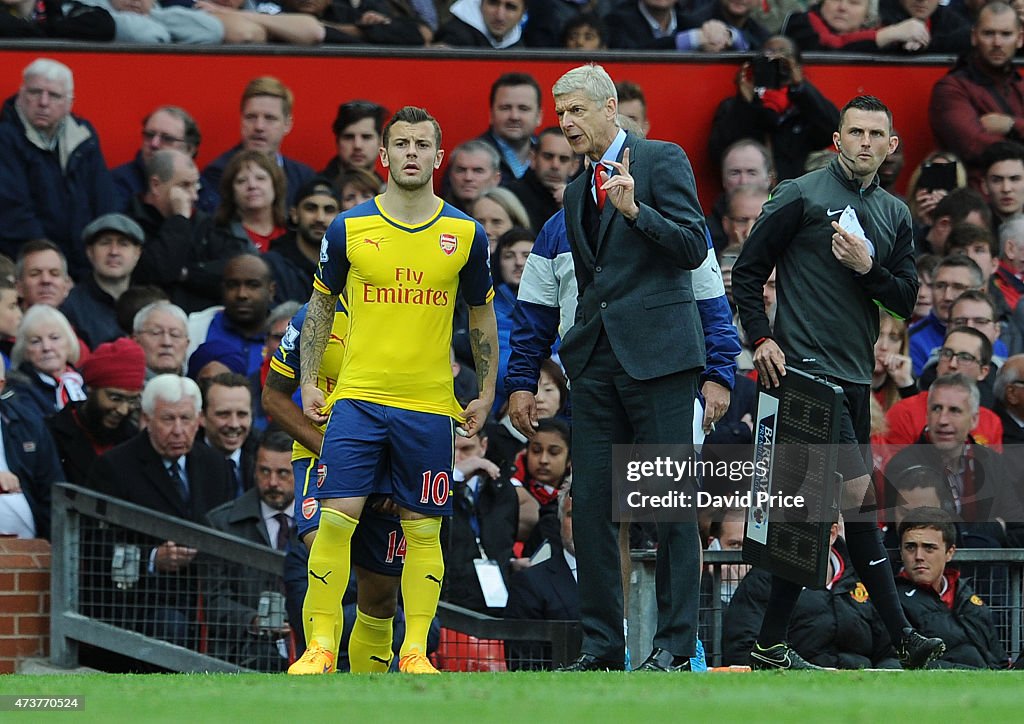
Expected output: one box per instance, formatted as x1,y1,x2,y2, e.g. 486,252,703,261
313,198,493,419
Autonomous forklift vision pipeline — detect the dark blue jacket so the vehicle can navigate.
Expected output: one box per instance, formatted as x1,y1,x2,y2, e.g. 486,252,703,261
0,394,65,540
110,151,146,213
61,275,124,350
0,95,115,279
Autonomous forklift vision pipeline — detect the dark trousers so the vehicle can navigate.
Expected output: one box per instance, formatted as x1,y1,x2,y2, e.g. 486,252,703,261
571,332,701,660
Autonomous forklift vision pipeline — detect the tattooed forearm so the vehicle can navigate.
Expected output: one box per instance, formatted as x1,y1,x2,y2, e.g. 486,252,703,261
468,302,499,402
470,329,492,384
300,290,334,387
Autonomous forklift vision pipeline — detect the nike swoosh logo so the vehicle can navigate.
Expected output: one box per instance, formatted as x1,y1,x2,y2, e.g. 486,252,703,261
751,651,790,667
905,589,916,597
869,558,888,566
826,208,844,216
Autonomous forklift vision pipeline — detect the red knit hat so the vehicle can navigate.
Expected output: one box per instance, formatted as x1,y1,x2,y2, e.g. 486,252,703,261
80,338,146,392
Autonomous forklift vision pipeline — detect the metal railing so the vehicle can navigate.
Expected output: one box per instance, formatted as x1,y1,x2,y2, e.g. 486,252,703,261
631,548,1024,667
50,484,580,673
51,484,288,673
50,483,1022,671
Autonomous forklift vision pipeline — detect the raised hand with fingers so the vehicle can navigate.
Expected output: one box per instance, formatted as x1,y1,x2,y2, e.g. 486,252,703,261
600,147,639,221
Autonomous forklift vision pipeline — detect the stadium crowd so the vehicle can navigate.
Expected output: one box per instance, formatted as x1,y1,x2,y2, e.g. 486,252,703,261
3,0,1024,673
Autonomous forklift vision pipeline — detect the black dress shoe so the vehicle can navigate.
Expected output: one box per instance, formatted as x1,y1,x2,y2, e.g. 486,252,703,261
556,654,625,672
636,647,691,672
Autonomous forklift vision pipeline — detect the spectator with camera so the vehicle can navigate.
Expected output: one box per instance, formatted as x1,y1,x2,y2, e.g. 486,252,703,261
915,186,990,258
708,35,839,183
904,153,968,244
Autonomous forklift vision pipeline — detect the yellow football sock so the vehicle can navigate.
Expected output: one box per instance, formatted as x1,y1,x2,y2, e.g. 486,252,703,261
349,608,395,674
303,507,358,650
332,603,344,654
399,516,444,658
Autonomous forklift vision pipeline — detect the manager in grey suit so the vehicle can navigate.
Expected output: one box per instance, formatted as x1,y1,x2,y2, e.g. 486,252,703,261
550,64,708,672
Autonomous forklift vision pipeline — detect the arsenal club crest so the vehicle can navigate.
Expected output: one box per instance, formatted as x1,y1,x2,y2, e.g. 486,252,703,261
439,233,458,256
317,463,328,488
302,497,318,520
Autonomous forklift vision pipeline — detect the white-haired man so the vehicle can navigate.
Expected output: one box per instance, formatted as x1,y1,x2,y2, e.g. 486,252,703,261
133,301,190,379
85,373,234,647
87,373,234,531
545,63,709,673
0,57,115,280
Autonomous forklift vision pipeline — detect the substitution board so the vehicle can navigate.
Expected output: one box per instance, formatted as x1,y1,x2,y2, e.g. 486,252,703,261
742,368,844,588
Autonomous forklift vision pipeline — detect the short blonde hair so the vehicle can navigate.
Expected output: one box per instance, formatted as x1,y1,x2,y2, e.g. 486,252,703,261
241,76,293,117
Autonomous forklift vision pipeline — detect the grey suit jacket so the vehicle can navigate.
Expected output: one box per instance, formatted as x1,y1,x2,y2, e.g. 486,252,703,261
205,488,279,628
560,132,708,381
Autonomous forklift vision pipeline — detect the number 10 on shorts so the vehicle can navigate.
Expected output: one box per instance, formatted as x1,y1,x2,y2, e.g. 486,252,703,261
420,470,451,505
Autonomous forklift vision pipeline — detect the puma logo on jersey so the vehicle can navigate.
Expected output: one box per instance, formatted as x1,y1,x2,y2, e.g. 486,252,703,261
370,655,392,666
363,238,382,250
425,574,443,586
310,569,332,585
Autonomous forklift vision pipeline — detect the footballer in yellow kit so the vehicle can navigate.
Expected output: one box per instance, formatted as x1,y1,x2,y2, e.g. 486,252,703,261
289,106,498,676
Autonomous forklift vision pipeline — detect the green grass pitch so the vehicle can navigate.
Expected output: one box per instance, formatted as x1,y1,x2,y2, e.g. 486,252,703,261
0,671,1019,723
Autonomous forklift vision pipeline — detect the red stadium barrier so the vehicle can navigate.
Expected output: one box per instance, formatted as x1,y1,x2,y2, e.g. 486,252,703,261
0,46,951,211
434,627,507,672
